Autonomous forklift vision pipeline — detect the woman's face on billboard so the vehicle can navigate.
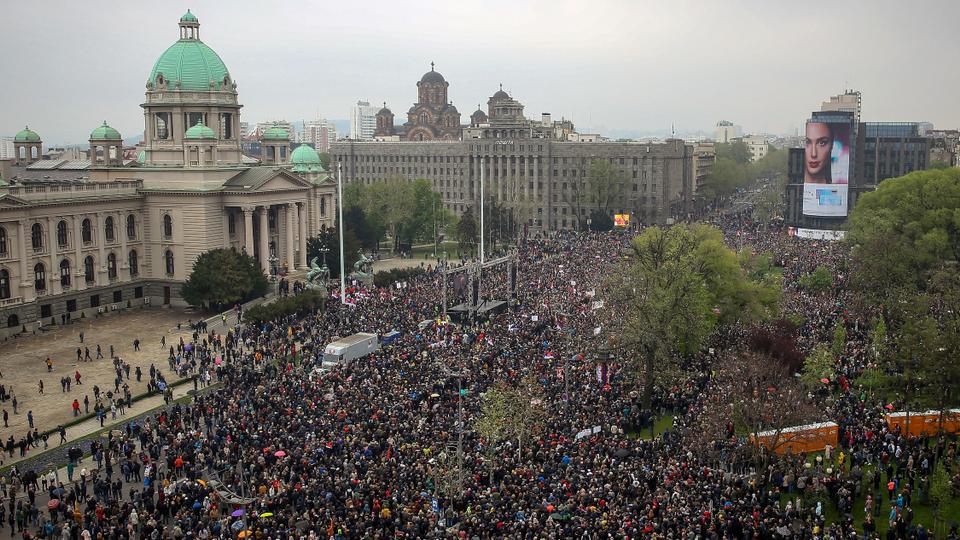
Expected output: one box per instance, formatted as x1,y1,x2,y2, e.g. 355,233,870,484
804,123,833,180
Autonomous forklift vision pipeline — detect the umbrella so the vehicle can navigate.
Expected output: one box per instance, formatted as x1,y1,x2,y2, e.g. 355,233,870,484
231,509,245,517
820,378,830,384
47,499,60,510
231,521,244,531
51,488,64,496
614,448,631,458
193,502,202,509
238,531,251,538
260,512,274,518
274,450,286,458
885,404,895,411
197,479,206,486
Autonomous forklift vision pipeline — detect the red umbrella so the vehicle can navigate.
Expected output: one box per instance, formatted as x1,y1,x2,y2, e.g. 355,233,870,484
274,450,286,458
47,499,60,510
884,404,895,411
820,378,830,384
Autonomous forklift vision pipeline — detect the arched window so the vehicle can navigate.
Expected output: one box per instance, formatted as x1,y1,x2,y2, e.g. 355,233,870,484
6,314,18,328
163,214,173,238
165,250,175,275
104,217,115,243
60,259,71,287
0,269,9,299
129,250,139,277
34,263,46,291
107,253,117,280
126,214,136,240
84,255,95,284
31,223,43,250
0,228,6,256
57,220,69,247
81,218,93,244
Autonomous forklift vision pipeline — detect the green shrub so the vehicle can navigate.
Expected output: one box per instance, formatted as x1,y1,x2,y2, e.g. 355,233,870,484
373,267,425,288
244,290,326,324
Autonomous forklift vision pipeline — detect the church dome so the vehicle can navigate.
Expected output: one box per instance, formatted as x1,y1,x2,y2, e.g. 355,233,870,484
262,125,290,141
89,121,122,141
492,88,509,100
420,63,446,84
14,126,41,142
184,121,216,139
290,145,324,173
147,12,232,91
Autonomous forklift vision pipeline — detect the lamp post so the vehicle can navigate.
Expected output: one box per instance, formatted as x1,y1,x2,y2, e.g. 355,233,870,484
337,162,345,303
479,155,485,264
319,246,329,267
268,255,279,282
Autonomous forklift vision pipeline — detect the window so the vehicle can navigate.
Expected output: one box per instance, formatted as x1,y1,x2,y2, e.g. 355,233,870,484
34,263,46,291
155,113,170,140
82,218,93,244
60,259,71,287
127,214,136,240
228,213,235,235
107,253,117,280
129,250,139,276
0,269,9,299
163,214,173,238
84,256,95,284
165,250,175,275
220,113,233,139
31,223,43,251
0,228,6,256
104,216,115,243
90,294,100,308
55,220,68,247
320,197,326,217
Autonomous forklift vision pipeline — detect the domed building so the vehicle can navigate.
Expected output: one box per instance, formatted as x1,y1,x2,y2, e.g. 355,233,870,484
386,63,462,141
0,11,335,336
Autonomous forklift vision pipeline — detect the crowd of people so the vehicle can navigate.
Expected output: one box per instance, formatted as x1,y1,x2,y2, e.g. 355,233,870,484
0,191,956,539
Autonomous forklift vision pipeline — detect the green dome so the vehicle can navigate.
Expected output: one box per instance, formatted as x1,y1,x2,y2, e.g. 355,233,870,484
14,126,41,143
147,16,231,92
262,125,290,141
290,145,324,173
90,121,122,141
180,9,198,22
184,121,216,139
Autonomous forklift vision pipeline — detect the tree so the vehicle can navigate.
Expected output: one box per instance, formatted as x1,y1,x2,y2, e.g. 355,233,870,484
606,224,780,412
585,159,626,214
588,210,613,231
800,344,834,389
344,205,381,251
318,151,331,171
306,226,360,279
715,141,751,164
181,248,268,310
832,320,847,358
363,177,416,252
457,206,478,256
798,265,833,294
475,375,547,482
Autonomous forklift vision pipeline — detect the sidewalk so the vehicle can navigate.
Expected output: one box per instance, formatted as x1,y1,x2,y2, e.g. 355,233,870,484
0,378,199,473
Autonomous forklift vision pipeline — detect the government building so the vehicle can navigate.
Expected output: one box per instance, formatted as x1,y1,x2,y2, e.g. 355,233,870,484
0,11,335,337
333,67,706,232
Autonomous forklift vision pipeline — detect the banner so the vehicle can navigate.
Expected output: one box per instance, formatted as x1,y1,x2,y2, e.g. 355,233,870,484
802,120,852,217
614,214,630,227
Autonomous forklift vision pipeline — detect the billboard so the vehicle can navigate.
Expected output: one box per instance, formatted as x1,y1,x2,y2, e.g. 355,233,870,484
613,214,630,227
802,120,852,217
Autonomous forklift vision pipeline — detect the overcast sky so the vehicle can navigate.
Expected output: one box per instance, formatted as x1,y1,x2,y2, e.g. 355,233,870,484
2,0,957,145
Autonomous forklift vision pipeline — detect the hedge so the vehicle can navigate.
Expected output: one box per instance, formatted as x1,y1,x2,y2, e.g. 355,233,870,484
243,290,326,324
373,267,425,288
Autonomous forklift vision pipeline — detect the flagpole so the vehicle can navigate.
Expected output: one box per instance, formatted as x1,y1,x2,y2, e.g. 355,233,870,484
338,162,345,304
480,155,485,264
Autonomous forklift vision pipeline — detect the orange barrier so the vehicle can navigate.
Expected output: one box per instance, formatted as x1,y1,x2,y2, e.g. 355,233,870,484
885,409,960,437
751,422,839,455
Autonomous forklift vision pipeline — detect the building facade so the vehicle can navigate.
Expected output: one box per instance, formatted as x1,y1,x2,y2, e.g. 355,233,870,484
821,90,862,124
350,101,379,141
742,135,769,162
714,121,742,143
0,11,335,337
303,119,338,152
374,64,462,141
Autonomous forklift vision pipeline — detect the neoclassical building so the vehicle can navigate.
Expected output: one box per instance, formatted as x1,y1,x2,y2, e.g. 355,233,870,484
374,64,462,141
0,11,335,336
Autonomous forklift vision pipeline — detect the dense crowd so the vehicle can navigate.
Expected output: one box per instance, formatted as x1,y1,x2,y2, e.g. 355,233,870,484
0,194,957,539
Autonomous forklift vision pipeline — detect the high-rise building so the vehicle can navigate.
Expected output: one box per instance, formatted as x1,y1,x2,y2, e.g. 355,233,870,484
0,137,14,160
303,119,338,152
821,90,861,124
714,121,742,143
239,121,251,139
350,101,379,140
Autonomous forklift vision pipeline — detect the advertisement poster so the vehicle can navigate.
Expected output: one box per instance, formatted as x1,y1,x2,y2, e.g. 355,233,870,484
802,121,851,217
613,214,630,227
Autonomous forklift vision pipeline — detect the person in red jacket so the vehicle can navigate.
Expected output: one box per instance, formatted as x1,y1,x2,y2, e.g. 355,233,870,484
71,399,81,416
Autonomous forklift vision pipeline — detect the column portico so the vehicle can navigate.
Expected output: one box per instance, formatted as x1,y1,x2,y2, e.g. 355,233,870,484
297,202,307,269
285,203,296,270
242,206,255,255
258,206,270,275
17,221,31,302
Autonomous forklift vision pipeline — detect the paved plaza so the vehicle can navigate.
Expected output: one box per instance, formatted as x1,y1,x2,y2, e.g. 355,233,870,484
0,307,200,446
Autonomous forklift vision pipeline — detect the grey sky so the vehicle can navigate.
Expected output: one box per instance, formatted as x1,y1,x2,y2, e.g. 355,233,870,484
2,0,957,145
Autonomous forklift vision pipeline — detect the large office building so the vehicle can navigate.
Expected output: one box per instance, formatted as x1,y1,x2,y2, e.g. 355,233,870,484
714,121,742,143
350,101,379,140
332,69,701,230
0,11,335,337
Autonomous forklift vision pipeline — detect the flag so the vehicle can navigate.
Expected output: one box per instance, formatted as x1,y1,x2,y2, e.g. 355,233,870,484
593,326,601,336
544,351,555,360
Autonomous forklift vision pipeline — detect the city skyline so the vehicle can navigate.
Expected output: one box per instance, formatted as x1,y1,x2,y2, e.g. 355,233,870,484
2,0,958,144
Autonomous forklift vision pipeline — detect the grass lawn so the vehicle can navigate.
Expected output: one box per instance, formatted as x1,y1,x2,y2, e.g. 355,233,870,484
409,241,459,259
636,414,676,440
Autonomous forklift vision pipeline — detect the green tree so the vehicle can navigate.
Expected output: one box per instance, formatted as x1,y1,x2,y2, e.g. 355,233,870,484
181,248,268,310
318,152,331,171
607,224,780,412
364,176,416,252
798,265,833,294
832,321,847,358
800,344,834,388
588,210,613,231
457,206,478,256
716,141,751,164
586,159,626,214
306,226,360,279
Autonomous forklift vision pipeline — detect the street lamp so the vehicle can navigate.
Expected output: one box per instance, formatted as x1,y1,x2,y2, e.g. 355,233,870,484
268,255,279,282
319,246,329,267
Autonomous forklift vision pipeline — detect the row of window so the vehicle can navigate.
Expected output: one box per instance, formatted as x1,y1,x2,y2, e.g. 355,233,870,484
0,250,174,299
0,214,174,256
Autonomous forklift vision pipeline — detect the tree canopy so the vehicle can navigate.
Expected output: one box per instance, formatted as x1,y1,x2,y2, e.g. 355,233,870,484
181,248,269,309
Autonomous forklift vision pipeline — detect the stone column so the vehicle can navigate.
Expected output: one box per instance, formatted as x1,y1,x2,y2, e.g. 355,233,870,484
119,212,128,279
297,202,307,268
533,156,539,225
242,206,255,255
73,215,86,292
286,203,296,270
17,220,32,301
47,217,57,295
496,155,503,201
258,206,270,275
97,213,107,281
222,208,231,249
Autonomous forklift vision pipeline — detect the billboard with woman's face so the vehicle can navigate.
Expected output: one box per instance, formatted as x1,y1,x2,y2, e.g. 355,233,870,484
802,120,851,217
